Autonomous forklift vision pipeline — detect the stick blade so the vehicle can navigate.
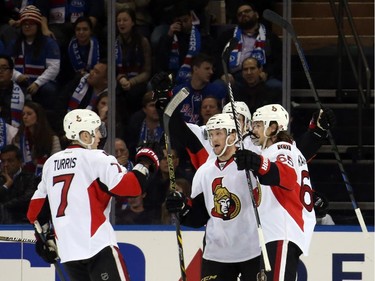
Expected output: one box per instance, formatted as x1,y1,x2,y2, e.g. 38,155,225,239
164,87,189,117
263,9,296,38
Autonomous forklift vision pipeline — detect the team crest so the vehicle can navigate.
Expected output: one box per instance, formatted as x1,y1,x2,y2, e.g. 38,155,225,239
211,177,240,220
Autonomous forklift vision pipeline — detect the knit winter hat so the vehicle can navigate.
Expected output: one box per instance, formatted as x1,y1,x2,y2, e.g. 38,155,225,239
20,5,42,25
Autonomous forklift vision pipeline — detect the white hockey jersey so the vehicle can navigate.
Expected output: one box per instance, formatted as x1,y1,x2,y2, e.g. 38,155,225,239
28,145,143,262
258,141,316,255
191,156,261,262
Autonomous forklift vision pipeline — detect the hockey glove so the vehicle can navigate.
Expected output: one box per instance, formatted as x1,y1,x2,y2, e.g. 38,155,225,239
166,191,191,217
313,190,329,218
150,71,174,110
135,146,160,173
309,108,336,138
35,223,58,264
234,149,269,173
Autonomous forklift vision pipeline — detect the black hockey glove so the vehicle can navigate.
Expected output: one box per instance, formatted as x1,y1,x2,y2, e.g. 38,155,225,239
135,143,160,173
166,191,191,217
150,71,174,110
234,149,262,171
35,223,58,264
309,108,336,138
313,190,329,218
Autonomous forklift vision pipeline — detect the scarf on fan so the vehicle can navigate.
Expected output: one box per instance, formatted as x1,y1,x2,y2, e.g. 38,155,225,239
0,118,6,150
229,24,267,72
115,37,144,79
11,82,25,127
20,127,47,176
169,25,201,84
68,36,100,72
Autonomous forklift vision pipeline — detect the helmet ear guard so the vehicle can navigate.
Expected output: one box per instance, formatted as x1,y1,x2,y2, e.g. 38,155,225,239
64,109,103,141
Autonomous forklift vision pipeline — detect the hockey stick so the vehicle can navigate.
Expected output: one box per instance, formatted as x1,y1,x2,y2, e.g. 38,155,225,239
222,39,271,274
34,221,67,281
163,87,190,281
263,9,368,233
0,236,37,244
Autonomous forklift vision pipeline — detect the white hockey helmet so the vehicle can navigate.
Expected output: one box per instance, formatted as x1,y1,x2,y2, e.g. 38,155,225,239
222,101,251,133
64,109,103,141
252,104,289,133
206,113,238,157
206,113,237,134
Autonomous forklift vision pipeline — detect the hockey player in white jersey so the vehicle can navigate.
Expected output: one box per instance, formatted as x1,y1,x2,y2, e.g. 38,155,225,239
234,104,316,281
27,109,159,281
166,113,261,280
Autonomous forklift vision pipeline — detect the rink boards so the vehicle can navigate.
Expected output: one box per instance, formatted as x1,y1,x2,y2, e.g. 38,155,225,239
0,225,373,281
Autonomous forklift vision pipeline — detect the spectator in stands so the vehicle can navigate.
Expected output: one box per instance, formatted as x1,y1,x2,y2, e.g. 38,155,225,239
233,56,281,113
12,101,61,176
0,54,25,128
172,53,227,125
34,0,105,45
65,60,108,111
6,5,61,111
217,1,282,90
144,146,190,219
108,0,153,39
0,0,22,48
115,189,161,225
150,0,209,49
125,91,163,160
199,95,222,126
0,144,37,224
115,137,134,171
67,16,101,79
155,1,216,84
116,8,152,120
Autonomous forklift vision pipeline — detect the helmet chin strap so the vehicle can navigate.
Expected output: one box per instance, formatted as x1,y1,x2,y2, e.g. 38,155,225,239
215,134,238,158
77,133,95,149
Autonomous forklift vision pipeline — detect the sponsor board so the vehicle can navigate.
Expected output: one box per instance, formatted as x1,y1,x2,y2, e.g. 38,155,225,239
0,225,373,280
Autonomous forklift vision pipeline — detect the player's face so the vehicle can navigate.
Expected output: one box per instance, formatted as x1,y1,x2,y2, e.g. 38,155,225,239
251,121,270,146
90,128,102,149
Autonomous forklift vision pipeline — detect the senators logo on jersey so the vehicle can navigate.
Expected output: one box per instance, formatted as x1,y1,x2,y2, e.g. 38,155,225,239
211,177,241,220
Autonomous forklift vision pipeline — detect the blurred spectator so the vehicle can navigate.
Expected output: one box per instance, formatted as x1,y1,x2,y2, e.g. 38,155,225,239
95,91,108,125
225,0,276,25
115,190,161,225
0,54,25,128
144,146,190,218
67,16,101,79
233,56,281,113
150,0,209,49
115,8,152,120
115,137,134,171
6,5,61,110
12,101,61,176
33,0,105,46
160,177,191,224
199,95,222,125
0,144,37,224
65,60,108,111
217,2,282,90
106,0,153,39
0,0,23,48
155,1,216,84
125,91,163,160
172,53,227,124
